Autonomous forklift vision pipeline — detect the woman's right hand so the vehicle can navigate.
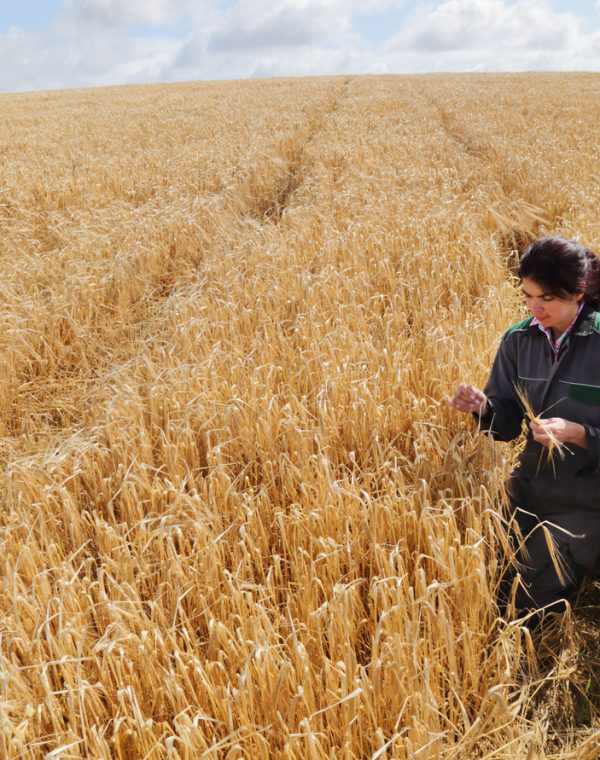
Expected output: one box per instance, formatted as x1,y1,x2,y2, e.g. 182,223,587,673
449,382,489,416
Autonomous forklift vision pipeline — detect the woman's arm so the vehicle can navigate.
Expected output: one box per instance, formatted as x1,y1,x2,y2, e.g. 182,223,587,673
582,425,600,471
473,332,524,441
531,420,600,478
450,329,525,441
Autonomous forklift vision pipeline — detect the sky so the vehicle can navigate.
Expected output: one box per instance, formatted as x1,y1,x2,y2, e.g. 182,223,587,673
1,0,600,93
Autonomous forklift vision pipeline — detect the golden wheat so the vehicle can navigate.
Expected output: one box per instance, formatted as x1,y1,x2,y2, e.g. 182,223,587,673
0,73,599,758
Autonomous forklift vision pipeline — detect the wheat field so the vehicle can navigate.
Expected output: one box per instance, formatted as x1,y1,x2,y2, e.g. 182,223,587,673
1,73,600,758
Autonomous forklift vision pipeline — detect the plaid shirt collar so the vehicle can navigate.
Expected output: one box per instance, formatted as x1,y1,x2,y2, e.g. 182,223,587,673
531,300,585,354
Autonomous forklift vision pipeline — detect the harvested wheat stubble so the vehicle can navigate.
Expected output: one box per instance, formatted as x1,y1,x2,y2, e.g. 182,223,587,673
1,73,600,758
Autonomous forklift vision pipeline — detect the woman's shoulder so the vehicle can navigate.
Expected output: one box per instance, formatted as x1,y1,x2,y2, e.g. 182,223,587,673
587,308,600,335
571,304,600,338
502,316,535,340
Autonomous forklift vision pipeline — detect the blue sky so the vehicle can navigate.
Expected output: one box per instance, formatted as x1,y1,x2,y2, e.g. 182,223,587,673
1,1,600,93
0,1,61,32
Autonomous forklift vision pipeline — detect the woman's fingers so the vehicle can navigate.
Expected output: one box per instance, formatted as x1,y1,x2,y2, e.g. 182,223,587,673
449,383,487,414
530,421,548,443
530,417,572,446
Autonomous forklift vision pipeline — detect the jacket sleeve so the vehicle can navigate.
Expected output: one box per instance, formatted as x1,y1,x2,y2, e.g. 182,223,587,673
583,425,600,473
473,332,524,442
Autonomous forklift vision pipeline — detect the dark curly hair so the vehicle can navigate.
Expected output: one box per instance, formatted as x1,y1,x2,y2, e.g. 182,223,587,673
519,237,600,310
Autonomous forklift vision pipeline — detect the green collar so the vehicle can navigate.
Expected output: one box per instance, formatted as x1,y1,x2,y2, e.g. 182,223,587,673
504,304,600,339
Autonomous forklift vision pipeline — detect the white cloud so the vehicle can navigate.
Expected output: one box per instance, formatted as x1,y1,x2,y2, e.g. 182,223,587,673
204,0,399,54
386,0,584,70
393,0,578,51
0,25,180,93
168,0,381,80
1,0,600,93
61,0,187,28
207,3,350,53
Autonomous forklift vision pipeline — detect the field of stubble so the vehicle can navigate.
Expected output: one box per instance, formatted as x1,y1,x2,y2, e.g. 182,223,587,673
1,73,600,758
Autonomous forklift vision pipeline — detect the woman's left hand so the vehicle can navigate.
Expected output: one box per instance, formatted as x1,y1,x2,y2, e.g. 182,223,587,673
530,417,587,448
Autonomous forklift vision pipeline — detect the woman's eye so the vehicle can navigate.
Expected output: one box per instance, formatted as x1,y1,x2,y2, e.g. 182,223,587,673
523,293,554,302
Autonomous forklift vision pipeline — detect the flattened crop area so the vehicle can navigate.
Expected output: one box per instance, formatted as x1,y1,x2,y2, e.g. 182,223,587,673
1,74,600,758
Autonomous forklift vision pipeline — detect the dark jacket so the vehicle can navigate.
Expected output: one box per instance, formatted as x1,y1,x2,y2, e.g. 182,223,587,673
476,304,600,565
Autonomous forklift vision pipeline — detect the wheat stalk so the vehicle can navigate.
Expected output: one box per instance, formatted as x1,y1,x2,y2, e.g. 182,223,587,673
514,383,573,480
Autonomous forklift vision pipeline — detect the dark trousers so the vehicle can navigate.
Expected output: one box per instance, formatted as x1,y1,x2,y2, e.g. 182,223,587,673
503,507,588,625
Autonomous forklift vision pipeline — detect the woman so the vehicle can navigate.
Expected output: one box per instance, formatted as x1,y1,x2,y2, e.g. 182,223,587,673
450,236,600,624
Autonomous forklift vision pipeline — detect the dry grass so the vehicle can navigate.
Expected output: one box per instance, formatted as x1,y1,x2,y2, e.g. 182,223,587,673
0,73,599,758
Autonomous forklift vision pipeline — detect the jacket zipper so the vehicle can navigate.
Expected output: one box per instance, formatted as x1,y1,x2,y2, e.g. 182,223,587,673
540,337,570,411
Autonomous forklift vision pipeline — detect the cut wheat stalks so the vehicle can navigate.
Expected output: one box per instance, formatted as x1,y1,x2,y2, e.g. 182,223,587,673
514,383,573,475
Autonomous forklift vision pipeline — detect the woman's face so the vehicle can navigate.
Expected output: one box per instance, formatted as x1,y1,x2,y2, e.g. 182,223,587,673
521,277,583,335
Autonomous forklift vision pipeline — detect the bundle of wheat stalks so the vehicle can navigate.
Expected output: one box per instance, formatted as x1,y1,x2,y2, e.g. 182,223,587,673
0,74,599,758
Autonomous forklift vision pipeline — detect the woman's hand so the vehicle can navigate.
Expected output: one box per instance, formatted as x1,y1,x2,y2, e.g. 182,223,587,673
530,418,587,449
449,382,489,416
